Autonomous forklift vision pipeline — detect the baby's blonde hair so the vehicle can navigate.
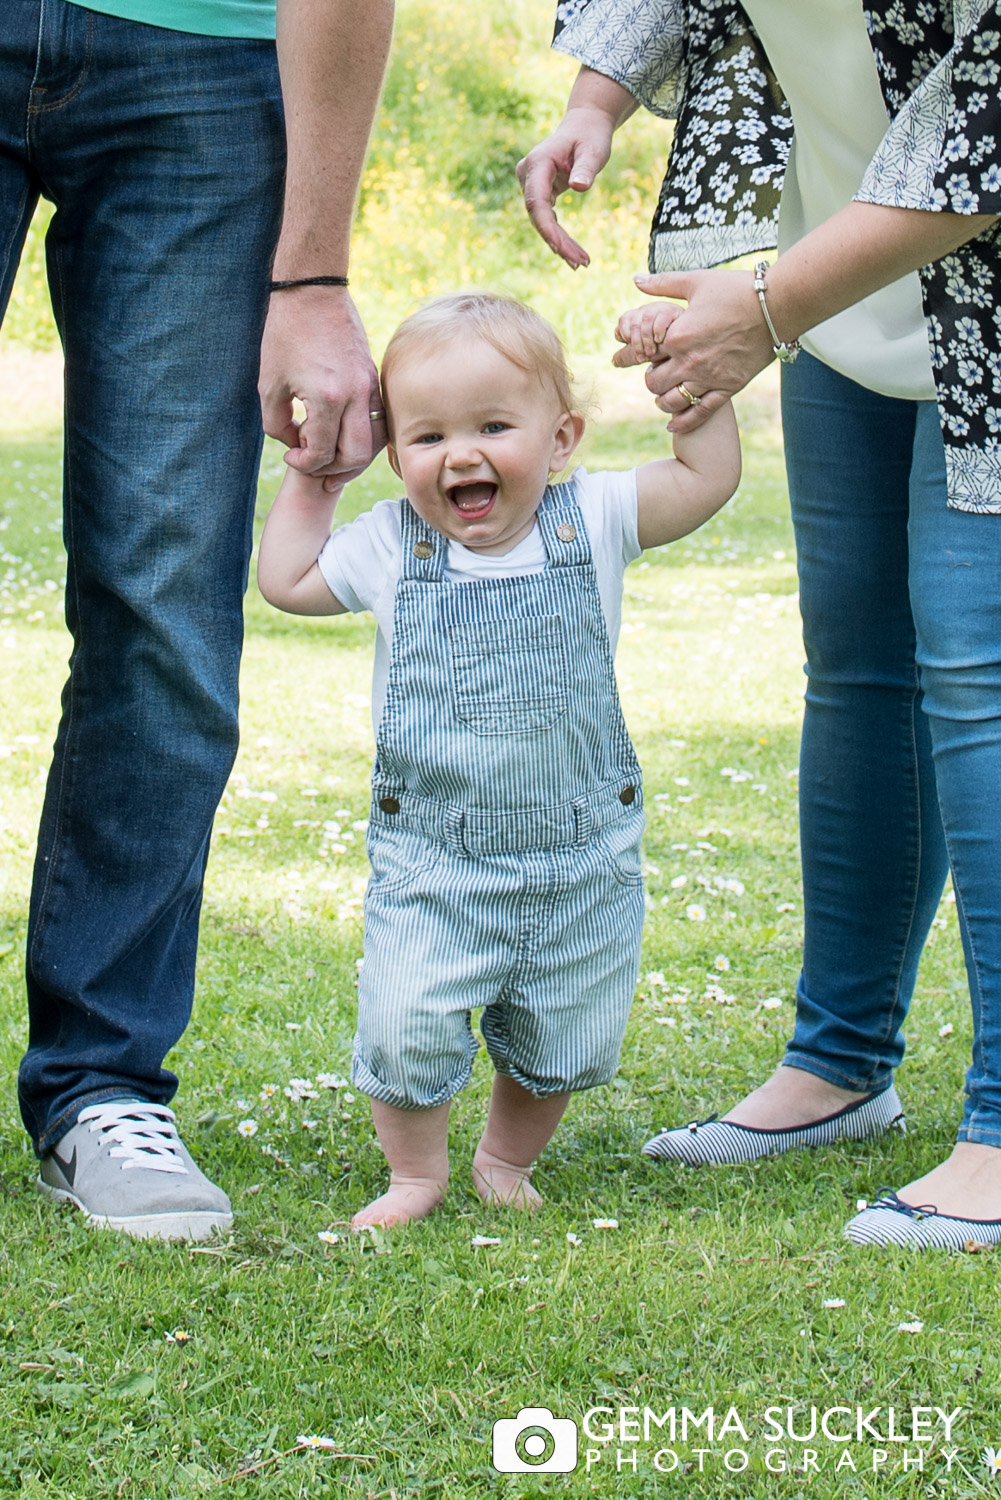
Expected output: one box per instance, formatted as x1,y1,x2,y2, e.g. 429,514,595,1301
381,293,581,419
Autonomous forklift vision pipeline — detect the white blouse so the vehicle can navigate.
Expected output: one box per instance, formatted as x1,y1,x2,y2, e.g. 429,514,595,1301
741,0,935,399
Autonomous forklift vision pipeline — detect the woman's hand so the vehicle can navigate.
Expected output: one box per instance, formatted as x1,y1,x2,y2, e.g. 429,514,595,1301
517,107,615,269
614,269,776,432
517,67,638,269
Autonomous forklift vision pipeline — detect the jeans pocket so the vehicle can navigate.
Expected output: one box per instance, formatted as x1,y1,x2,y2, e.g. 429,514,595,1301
448,615,567,735
366,827,442,898
598,811,645,888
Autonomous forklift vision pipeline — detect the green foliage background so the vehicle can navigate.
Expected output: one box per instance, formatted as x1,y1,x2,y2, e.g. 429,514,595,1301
3,0,668,357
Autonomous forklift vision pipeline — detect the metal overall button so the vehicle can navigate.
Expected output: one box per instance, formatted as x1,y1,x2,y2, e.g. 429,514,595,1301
379,796,401,814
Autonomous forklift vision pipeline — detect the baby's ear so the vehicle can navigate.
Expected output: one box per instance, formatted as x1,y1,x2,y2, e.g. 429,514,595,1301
550,410,586,472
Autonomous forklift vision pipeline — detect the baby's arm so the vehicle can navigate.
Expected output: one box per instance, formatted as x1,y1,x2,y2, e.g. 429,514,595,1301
257,466,349,615
616,304,741,549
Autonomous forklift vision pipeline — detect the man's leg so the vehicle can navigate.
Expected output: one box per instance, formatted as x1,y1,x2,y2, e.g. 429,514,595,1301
16,9,284,1226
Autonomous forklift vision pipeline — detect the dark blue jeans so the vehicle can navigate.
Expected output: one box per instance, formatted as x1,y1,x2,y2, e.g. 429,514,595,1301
782,353,1001,1146
2,0,284,1152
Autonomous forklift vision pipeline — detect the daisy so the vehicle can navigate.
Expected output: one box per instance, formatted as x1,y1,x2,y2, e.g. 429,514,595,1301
237,1119,258,1138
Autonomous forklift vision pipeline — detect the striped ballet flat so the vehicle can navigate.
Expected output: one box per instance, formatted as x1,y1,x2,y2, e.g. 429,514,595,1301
844,1190,1001,1249
642,1084,905,1165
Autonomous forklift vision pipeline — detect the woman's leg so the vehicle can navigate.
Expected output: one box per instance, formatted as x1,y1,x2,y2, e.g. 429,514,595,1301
887,404,1001,1218
728,355,949,1127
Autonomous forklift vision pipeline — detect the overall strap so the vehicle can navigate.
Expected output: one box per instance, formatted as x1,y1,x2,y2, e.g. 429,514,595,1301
399,498,446,582
536,480,591,567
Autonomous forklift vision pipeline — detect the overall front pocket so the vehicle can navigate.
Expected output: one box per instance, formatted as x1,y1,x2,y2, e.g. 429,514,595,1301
448,615,567,735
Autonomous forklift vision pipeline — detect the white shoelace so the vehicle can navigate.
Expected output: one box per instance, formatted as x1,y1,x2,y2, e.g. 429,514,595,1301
77,1100,190,1175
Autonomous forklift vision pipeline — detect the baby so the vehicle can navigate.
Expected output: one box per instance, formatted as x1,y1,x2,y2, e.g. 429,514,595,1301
257,292,740,1228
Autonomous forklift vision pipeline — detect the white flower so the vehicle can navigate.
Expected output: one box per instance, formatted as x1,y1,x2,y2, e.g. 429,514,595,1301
471,1235,501,1247
592,1219,618,1229
237,1119,258,1137
984,1446,1001,1477
317,1231,340,1245
823,1298,846,1309
939,1023,954,1038
646,971,667,988
714,955,731,971
259,1083,279,1101
566,1232,582,1246
297,1434,338,1450
285,1077,319,1102
285,1022,302,1031
897,1321,924,1334
316,1072,350,1090
670,875,688,889
776,902,795,912
856,1199,868,1212
686,904,707,922
761,997,782,1010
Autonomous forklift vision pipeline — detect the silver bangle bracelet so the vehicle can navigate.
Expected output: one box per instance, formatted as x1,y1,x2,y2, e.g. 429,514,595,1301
753,261,801,364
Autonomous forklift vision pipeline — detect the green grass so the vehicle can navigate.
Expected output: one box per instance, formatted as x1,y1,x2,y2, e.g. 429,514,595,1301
2,366,999,1500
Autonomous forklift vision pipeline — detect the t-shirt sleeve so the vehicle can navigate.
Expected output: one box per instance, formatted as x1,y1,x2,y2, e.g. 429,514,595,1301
316,499,403,615
571,466,641,570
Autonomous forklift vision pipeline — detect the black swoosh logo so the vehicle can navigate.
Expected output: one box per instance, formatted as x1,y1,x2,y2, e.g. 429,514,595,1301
52,1147,77,1186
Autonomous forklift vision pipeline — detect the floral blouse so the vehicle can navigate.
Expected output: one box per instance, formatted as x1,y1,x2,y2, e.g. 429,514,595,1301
554,0,1001,513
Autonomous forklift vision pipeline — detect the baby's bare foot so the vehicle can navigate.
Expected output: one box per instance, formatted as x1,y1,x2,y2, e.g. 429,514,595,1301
473,1148,542,1210
351,1174,445,1230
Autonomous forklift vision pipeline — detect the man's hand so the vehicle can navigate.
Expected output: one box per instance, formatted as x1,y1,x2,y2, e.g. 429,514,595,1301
259,286,385,483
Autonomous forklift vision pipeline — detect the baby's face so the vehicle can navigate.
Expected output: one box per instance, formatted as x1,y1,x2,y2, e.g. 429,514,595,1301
386,339,581,555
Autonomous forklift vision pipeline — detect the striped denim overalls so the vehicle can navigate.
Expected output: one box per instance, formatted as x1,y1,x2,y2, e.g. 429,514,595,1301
352,481,646,1109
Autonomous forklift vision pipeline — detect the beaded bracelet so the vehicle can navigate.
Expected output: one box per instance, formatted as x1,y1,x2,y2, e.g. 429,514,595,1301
753,262,800,364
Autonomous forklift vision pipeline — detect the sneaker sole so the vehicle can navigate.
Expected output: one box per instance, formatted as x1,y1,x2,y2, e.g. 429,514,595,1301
37,1178,232,1242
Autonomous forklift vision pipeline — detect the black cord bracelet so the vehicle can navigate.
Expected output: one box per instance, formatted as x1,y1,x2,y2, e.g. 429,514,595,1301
268,275,350,291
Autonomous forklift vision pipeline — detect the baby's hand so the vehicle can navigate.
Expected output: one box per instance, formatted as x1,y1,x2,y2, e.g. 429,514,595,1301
612,302,682,367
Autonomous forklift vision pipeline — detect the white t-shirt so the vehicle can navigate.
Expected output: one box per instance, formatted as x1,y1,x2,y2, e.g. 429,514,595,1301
317,467,641,732
742,0,936,401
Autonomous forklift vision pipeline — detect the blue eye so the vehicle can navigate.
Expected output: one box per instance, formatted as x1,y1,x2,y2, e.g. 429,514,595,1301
415,432,442,445
483,421,509,434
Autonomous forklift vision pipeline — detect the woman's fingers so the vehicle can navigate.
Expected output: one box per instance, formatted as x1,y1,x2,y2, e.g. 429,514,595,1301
517,111,614,270
658,385,730,434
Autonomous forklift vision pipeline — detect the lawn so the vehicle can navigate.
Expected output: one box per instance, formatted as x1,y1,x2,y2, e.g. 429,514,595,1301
1,346,998,1499
1,0,1000,1490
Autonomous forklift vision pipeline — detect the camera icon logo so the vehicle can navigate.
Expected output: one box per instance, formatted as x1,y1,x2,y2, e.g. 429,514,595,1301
492,1406,579,1473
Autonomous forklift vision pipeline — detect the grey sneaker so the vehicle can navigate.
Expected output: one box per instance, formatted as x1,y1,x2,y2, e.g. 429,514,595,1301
37,1099,232,1242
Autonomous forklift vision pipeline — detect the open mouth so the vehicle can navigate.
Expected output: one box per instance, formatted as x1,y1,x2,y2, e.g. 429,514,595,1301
447,481,497,517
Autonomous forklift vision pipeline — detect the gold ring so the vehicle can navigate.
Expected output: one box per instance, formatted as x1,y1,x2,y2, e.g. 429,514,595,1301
677,383,701,407
369,410,386,421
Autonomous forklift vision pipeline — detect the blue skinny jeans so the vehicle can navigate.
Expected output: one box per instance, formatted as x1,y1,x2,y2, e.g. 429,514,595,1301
1,0,284,1151
782,353,1001,1147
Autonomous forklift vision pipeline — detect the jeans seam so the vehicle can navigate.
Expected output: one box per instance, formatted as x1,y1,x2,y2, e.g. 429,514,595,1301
945,832,988,1132
28,7,95,116
876,675,925,1056
27,237,76,989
